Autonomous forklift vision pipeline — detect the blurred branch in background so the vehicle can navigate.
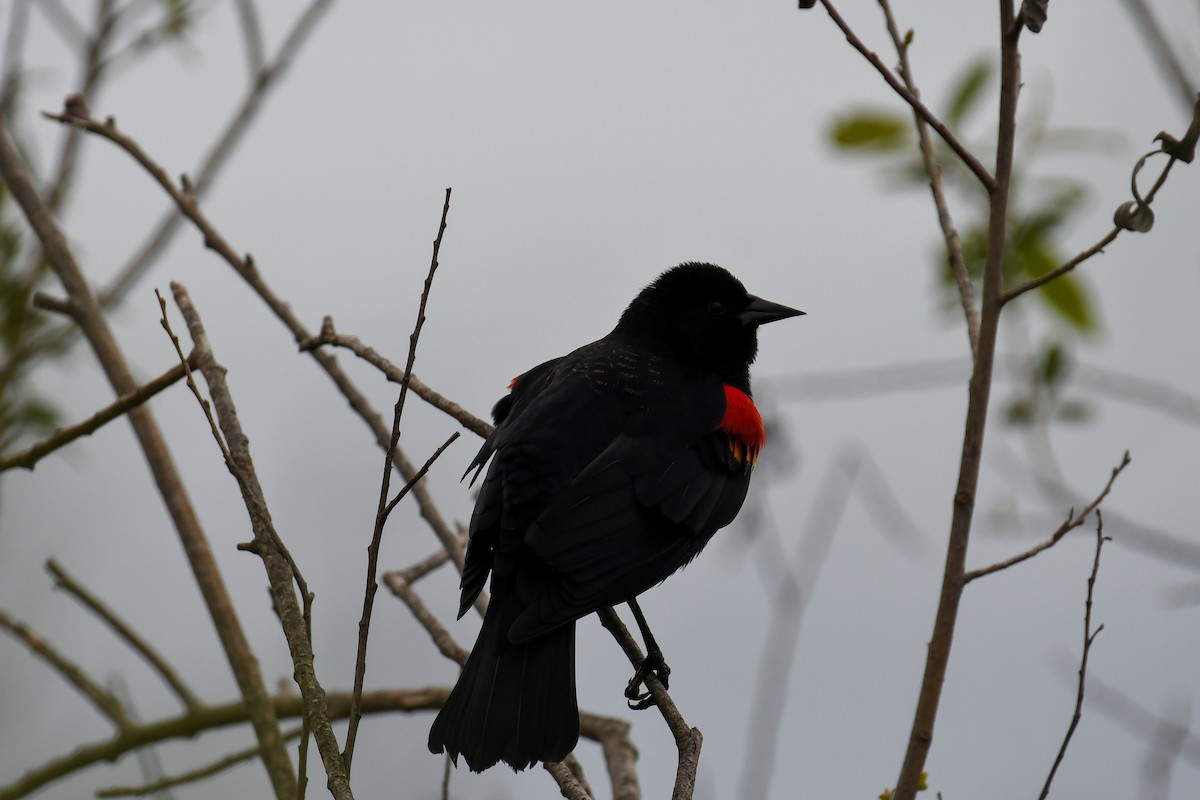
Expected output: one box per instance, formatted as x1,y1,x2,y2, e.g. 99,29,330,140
1119,0,1199,110
0,0,333,456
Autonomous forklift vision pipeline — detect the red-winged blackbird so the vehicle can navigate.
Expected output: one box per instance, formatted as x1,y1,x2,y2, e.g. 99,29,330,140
428,262,802,771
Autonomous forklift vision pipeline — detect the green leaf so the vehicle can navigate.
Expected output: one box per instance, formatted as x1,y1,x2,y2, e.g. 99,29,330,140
1005,398,1035,426
945,58,993,128
829,110,910,152
1056,400,1093,423
1038,272,1096,332
1040,342,1066,389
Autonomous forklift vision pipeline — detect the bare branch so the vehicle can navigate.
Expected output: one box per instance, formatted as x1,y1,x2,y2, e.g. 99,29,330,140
0,358,194,471
544,761,592,800
46,559,203,712
813,0,997,191
0,609,132,730
383,432,460,517
1038,513,1110,800
599,607,702,800
299,317,493,438
965,451,1130,583
383,572,471,665
163,283,351,800
344,188,453,774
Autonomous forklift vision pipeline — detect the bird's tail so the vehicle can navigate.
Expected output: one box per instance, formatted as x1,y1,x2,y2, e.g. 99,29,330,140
428,594,579,772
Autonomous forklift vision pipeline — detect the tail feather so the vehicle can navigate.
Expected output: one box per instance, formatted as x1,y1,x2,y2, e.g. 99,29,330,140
429,596,578,771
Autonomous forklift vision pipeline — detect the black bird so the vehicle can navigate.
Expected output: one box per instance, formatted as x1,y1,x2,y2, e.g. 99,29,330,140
428,262,802,771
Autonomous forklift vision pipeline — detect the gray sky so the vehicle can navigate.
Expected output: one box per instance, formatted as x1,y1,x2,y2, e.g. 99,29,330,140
2,1,1199,798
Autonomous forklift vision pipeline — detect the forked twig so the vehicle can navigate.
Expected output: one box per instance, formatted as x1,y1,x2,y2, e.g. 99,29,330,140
299,317,492,438
159,284,349,800
343,188,453,774
964,452,1130,583
1038,512,1110,799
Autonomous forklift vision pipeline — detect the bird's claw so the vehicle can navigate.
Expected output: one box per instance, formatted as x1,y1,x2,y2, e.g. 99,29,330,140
624,651,671,710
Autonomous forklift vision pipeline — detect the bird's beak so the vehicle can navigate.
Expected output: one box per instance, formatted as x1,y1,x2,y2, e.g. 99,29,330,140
738,295,805,326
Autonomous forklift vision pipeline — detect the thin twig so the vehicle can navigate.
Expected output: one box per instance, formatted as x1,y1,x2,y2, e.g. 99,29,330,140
163,283,349,800
1001,155,1178,304
0,358,193,471
383,432,461,517
965,451,1130,583
344,188,453,775
387,525,488,616
46,559,203,712
0,609,132,730
1038,512,1110,800
878,0,980,356
598,607,702,800
815,0,997,190
299,318,492,438
393,545,454,585
231,0,266,78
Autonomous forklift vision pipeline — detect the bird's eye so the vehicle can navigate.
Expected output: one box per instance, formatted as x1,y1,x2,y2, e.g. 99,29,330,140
709,300,725,315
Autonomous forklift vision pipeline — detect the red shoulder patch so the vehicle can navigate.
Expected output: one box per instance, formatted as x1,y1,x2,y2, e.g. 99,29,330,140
507,373,522,390
715,385,765,468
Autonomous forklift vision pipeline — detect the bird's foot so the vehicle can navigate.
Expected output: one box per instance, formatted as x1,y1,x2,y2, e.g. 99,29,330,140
624,649,671,710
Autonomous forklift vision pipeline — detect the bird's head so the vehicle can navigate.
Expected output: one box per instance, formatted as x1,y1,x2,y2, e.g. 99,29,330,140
615,262,803,390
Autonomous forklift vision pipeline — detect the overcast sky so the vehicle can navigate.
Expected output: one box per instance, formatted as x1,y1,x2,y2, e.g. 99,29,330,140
2,2,1200,799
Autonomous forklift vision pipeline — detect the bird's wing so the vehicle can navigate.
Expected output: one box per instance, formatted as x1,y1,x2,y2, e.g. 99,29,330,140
508,382,754,642
458,355,578,617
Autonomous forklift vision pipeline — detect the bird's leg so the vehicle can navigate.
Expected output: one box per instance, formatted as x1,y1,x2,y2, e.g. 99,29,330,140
623,597,671,710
